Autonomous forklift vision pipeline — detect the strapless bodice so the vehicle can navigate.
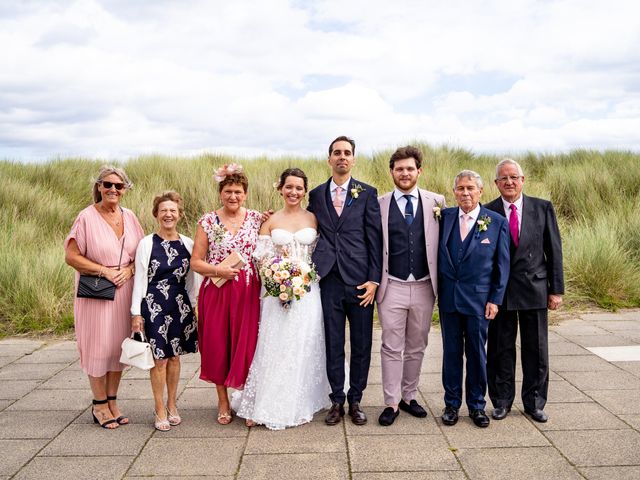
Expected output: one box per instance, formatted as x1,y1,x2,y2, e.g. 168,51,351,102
270,228,317,246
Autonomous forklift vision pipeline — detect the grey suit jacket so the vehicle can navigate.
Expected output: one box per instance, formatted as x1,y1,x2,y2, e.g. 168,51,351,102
376,188,445,303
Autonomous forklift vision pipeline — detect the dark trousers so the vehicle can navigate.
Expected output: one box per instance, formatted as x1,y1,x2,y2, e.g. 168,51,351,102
487,308,549,412
440,311,489,411
320,271,374,405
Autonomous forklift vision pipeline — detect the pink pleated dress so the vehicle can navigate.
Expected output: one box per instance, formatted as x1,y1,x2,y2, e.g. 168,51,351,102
64,205,144,377
197,209,261,389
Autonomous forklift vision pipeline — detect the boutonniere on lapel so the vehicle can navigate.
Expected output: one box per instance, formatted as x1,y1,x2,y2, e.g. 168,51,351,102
432,200,443,221
347,183,365,206
475,214,492,237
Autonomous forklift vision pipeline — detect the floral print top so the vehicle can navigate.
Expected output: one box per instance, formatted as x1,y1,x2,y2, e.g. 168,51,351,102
198,209,262,285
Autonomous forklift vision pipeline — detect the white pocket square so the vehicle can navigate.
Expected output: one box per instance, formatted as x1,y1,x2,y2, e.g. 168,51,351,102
481,238,491,244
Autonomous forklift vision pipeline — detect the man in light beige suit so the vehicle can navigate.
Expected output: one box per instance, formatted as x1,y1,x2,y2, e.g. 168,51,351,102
376,146,445,426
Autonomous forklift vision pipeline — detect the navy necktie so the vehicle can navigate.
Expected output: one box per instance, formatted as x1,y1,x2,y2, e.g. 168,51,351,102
404,194,414,225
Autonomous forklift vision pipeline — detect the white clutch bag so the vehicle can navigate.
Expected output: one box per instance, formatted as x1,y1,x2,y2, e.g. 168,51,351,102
120,332,155,370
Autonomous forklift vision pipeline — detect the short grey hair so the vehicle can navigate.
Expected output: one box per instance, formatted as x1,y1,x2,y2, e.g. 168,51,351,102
495,158,524,179
453,169,483,190
92,165,133,203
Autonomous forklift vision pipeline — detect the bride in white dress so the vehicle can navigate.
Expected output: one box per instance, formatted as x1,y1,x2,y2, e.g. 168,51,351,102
232,168,331,429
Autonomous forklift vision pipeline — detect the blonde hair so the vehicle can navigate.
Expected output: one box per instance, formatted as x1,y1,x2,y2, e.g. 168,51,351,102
92,165,133,203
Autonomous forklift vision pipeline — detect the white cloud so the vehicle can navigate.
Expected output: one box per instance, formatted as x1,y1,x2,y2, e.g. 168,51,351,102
0,0,639,161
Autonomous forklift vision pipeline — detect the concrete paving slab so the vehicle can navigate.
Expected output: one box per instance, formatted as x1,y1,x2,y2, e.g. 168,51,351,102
13,456,134,480
122,360,200,380
186,374,216,388
441,410,549,448
419,372,444,393
545,380,594,403
178,351,201,363
536,402,628,430
560,334,639,347
552,324,610,336
587,345,640,361
619,414,640,430
129,437,244,477
72,399,157,426
580,313,632,322
359,384,386,407
6,388,91,411
177,386,217,409
14,348,79,364
126,477,233,480
40,423,152,456
38,340,78,350
545,429,640,466
160,408,248,437
0,400,11,411
557,370,640,390
245,417,343,453
457,446,582,480
367,365,382,384
592,321,640,332
550,355,618,372
117,378,170,400
353,473,466,480
0,342,43,355
547,331,568,342
0,362,65,380
0,410,78,439
614,361,640,376
238,452,349,480
580,466,640,480
0,355,20,368
0,380,40,400
585,389,640,414
344,406,440,436
548,341,590,355
0,439,47,476
348,434,459,472
38,368,89,389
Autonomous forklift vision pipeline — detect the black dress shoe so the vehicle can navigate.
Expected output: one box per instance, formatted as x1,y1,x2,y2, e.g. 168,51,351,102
491,407,511,420
378,407,399,426
470,409,490,428
399,399,428,418
525,409,548,423
348,402,367,425
325,402,345,425
441,406,459,426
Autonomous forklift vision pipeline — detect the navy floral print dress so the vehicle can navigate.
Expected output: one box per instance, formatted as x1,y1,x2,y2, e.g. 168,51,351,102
142,234,198,359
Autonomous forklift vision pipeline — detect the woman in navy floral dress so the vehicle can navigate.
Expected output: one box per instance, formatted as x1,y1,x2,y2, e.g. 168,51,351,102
131,191,200,431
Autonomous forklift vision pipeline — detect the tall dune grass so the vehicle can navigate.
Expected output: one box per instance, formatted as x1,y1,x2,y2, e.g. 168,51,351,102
1,145,638,336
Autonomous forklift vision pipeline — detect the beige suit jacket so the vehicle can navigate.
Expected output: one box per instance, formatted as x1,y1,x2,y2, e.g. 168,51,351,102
376,188,445,303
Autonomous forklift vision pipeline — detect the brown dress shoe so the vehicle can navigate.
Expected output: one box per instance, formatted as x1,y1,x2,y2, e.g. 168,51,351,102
325,402,345,425
348,402,367,425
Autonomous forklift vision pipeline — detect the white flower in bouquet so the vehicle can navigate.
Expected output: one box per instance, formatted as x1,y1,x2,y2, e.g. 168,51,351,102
279,292,289,301
299,261,311,275
292,276,303,287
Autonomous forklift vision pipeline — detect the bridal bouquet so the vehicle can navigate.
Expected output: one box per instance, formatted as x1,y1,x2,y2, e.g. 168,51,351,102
259,255,317,309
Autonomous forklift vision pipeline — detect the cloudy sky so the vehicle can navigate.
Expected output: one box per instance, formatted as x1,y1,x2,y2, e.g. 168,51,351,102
2,0,639,161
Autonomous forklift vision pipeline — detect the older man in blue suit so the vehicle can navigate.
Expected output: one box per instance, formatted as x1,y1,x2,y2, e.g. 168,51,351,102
438,170,510,428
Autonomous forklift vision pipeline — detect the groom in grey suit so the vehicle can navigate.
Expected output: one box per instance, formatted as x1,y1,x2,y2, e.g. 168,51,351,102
376,146,445,426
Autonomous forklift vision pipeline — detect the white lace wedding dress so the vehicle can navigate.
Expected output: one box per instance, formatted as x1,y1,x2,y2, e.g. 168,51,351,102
231,227,331,430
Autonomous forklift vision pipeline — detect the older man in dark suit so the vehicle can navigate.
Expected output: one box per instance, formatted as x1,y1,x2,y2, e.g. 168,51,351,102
486,158,564,423
308,135,383,426
438,170,510,428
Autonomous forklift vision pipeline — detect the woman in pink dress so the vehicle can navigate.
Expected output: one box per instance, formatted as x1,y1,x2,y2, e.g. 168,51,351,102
191,164,262,425
64,166,144,429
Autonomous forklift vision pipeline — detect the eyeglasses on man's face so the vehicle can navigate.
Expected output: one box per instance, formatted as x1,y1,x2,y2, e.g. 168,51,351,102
496,175,523,183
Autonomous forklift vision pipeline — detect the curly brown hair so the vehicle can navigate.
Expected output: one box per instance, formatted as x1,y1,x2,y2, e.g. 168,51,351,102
218,172,249,193
152,191,184,218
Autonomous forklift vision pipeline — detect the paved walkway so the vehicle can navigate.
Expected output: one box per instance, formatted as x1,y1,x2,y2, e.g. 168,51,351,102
2,311,640,479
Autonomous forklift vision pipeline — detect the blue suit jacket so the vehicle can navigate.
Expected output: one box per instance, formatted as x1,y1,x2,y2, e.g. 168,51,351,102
308,178,382,285
437,206,510,316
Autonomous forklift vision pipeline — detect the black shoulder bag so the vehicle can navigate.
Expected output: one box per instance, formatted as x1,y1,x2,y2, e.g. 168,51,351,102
77,235,125,301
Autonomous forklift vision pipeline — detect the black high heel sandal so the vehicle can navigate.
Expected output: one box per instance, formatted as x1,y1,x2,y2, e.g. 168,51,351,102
92,399,119,429
107,395,129,425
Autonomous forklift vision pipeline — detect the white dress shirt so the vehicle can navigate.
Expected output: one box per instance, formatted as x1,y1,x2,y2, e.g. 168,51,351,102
501,195,523,233
330,178,351,205
458,204,481,236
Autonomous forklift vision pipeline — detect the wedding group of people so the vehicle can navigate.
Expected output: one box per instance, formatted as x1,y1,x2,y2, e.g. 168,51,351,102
64,134,564,432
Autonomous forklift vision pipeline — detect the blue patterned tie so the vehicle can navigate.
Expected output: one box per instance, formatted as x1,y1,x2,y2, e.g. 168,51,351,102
404,194,414,225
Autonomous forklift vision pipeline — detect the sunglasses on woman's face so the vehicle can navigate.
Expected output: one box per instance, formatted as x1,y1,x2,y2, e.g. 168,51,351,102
100,181,125,190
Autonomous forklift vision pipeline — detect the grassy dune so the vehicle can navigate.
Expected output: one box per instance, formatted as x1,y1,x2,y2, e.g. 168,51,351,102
1,146,639,336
